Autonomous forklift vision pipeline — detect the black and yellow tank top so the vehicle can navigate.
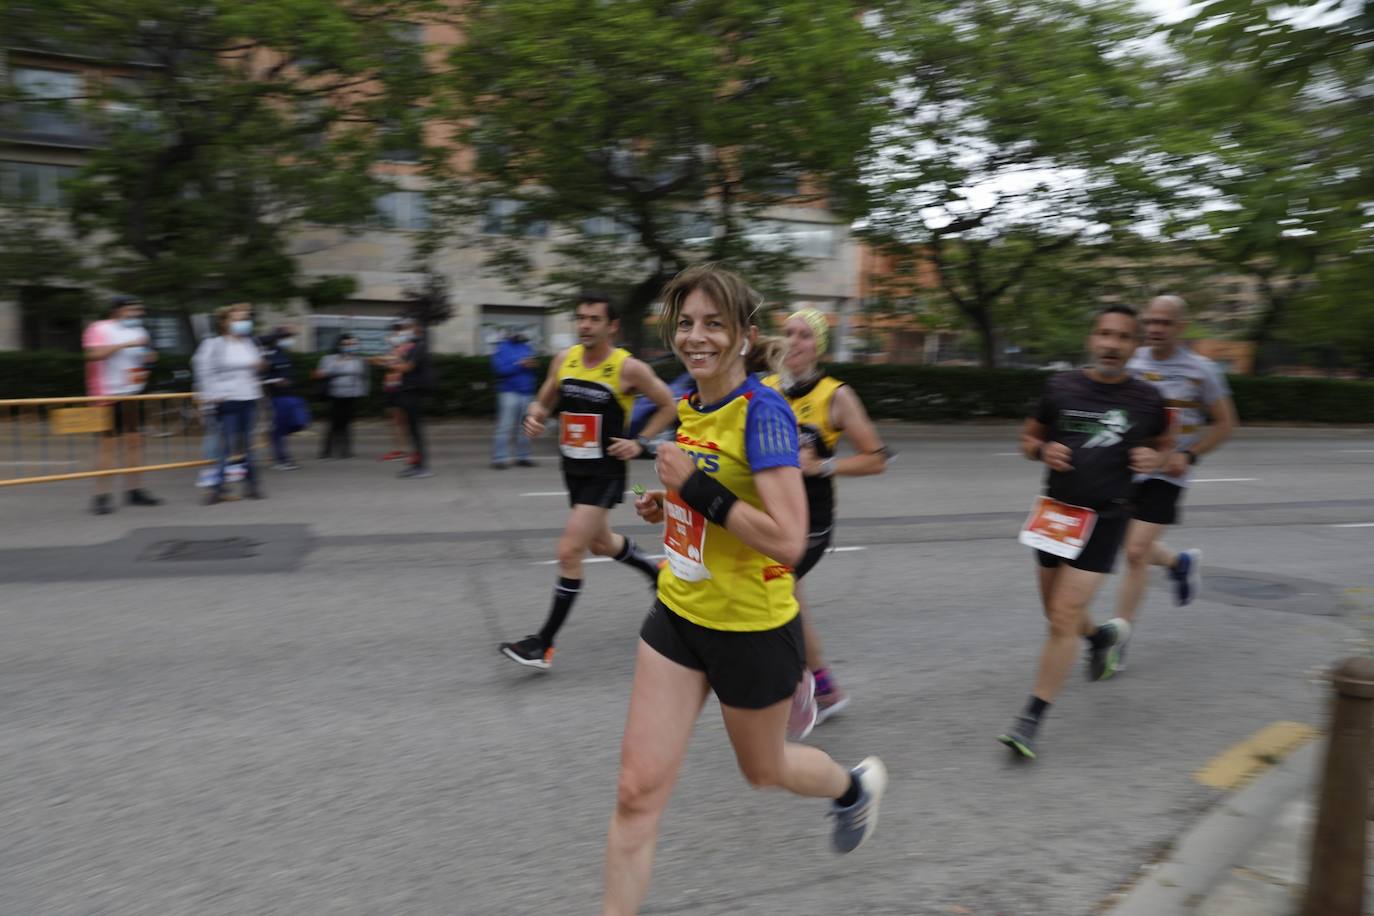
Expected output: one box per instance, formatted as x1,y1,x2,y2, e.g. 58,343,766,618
556,344,636,477
762,373,844,533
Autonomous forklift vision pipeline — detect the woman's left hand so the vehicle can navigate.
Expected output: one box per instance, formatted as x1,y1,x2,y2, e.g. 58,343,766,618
798,443,824,476
655,445,694,490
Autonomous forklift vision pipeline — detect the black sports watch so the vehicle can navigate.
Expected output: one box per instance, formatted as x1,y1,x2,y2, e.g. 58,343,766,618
1182,449,1200,466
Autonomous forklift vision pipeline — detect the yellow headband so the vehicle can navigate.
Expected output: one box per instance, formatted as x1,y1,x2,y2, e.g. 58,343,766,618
788,308,829,356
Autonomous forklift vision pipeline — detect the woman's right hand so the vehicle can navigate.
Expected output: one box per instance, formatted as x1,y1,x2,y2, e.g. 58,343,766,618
635,489,666,524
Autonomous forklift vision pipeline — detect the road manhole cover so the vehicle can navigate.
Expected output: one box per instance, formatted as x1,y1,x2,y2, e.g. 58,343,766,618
1207,575,1300,601
139,537,261,561
1201,567,1343,616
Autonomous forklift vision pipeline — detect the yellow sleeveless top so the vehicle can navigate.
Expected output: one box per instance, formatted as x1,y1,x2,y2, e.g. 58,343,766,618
656,377,800,632
556,345,636,473
761,373,844,453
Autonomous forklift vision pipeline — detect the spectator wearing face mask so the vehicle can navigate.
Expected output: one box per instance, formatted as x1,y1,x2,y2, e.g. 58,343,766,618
313,334,369,459
262,326,309,471
193,304,266,504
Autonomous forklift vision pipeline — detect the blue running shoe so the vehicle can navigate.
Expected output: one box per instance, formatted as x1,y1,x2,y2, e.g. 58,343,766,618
830,757,887,854
1171,549,1202,606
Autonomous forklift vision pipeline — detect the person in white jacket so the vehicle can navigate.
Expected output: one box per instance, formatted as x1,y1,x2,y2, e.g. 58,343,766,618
193,304,266,504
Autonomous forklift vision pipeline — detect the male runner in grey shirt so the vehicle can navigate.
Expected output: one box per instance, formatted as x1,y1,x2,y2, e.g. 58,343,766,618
1114,295,1239,668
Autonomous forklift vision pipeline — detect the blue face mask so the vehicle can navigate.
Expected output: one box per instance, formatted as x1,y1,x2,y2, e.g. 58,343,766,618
121,317,143,329
278,338,295,350
342,343,360,354
396,332,413,343
230,319,253,336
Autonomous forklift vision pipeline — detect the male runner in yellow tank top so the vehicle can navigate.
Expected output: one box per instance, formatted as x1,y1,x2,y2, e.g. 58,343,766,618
500,294,677,670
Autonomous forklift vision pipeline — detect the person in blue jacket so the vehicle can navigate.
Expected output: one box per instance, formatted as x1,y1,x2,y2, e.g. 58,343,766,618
490,330,538,468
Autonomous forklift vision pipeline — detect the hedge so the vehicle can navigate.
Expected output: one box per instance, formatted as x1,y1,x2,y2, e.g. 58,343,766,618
3,350,1371,424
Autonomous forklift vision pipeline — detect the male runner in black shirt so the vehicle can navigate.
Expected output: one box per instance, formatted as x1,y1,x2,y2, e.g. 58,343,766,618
999,305,1171,759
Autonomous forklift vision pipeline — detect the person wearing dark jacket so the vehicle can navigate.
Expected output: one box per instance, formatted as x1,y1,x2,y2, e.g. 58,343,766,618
313,334,370,458
262,326,306,470
490,331,538,468
393,318,434,478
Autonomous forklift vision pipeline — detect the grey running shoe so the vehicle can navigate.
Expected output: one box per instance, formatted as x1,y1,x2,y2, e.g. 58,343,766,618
1087,618,1131,682
830,757,887,853
998,715,1040,759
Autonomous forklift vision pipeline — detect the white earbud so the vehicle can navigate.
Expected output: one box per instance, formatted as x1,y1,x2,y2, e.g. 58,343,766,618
739,342,749,357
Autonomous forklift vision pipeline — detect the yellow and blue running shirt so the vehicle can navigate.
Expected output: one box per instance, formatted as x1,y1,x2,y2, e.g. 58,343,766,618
657,375,801,632
555,344,637,477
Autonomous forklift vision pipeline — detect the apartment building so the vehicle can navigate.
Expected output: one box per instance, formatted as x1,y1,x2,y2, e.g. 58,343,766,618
1,23,863,358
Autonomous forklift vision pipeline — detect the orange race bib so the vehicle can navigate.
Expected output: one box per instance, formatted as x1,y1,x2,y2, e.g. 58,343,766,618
559,412,603,459
1018,496,1098,560
663,491,710,582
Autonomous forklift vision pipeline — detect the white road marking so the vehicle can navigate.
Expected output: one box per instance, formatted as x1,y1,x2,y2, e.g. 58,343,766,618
534,553,666,566
829,546,867,553
1331,523,1374,529
1191,478,1258,483
994,452,1021,457
520,490,635,497
1336,449,1374,454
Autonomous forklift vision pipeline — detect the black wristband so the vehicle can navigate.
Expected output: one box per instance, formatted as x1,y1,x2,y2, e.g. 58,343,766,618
1183,449,1199,466
679,469,739,527
1032,443,1044,462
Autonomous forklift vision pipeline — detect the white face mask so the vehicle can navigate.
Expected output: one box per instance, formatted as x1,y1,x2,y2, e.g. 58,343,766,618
230,319,253,336
121,317,143,329
278,338,295,350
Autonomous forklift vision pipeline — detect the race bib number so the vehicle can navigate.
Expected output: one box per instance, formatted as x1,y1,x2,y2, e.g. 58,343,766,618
663,492,710,582
560,412,603,459
1018,496,1098,560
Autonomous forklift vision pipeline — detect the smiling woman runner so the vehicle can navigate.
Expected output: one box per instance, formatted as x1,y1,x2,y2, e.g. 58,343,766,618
602,265,887,916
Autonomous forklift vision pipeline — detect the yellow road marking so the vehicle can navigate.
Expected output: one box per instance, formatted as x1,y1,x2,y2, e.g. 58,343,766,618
1195,721,1318,790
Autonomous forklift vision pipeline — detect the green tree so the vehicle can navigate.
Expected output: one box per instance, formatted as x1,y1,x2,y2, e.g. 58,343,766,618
0,0,441,335
863,0,1179,367
1167,0,1372,373
437,0,895,348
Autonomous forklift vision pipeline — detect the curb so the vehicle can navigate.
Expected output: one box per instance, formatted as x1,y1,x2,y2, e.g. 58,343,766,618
1105,738,1321,915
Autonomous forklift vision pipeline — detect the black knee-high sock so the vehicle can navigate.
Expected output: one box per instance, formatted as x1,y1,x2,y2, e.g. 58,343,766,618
537,577,581,647
614,536,659,582
1022,695,1051,722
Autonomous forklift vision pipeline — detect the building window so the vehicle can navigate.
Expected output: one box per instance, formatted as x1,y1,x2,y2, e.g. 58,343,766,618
11,66,86,139
483,197,547,238
0,161,79,207
374,189,429,230
745,220,840,259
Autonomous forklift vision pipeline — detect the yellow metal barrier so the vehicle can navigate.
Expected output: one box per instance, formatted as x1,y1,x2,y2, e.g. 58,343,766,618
0,393,213,488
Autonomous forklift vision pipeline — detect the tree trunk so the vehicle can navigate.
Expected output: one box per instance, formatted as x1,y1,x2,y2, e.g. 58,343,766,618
1250,273,1287,377
621,266,672,354
972,304,998,369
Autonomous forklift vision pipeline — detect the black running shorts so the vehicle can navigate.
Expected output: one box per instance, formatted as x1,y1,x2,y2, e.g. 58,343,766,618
564,471,626,509
639,600,804,710
107,400,140,437
1131,478,1183,526
1036,510,1129,575
793,528,833,580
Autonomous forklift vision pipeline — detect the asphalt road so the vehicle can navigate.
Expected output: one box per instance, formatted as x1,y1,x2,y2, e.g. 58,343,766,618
1,422,1371,916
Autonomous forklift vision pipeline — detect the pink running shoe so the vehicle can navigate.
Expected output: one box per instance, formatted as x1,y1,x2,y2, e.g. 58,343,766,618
786,669,818,741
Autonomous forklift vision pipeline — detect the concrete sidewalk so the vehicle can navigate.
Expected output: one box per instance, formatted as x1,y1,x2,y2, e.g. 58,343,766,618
1108,736,1372,915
